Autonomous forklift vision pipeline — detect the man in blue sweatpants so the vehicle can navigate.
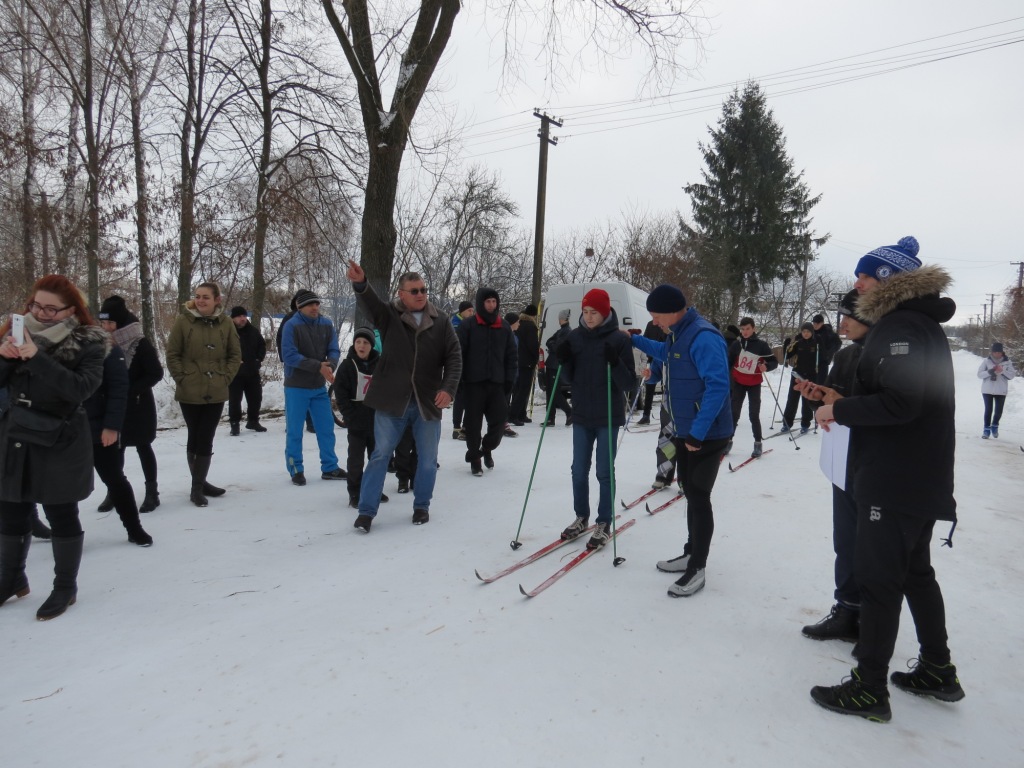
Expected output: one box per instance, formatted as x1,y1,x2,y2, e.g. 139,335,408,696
281,289,346,486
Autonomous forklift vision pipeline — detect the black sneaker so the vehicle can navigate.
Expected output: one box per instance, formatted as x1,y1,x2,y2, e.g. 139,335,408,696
636,416,651,425
890,657,965,702
471,460,483,477
397,478,410,494
354,514,372,533
230,422,241,437
380,493,389,503
802,603,859,643
810,668,891,723
349,496,358,508
412,508,429,525
321,468,347,480
586,522,611,550
560,516,589,541
483,451,494,469
503,425,519,437
246,421,268,433
667,567,705,597
291,473,306,486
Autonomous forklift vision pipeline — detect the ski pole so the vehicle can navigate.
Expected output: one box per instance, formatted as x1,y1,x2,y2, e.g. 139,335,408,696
617,382,644,450
510,364,562,550
607,362,625,566
763,374,800,451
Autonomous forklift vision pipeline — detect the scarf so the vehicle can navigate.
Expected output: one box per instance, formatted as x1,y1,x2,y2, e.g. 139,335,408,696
112,322,145,368
23,313,76,350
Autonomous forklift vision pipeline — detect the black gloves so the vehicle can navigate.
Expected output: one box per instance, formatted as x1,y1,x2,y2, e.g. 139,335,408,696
555,341,572,366
603,343,620,366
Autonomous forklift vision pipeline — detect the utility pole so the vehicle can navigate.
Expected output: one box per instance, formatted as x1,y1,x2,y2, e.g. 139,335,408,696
1012,261,1024,306
531,111,562,308
987,293,996,344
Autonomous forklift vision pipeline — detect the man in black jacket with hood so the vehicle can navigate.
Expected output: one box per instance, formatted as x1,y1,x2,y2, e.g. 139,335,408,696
810,236,964,723
457,287,517,475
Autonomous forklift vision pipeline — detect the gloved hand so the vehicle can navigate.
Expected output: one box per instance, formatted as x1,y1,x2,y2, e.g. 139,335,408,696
556,341,572,365
989,372,998,381
604,343,619,366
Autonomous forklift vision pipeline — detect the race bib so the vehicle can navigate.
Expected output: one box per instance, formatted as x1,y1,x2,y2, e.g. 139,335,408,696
354,370,372,402
735,349,761,375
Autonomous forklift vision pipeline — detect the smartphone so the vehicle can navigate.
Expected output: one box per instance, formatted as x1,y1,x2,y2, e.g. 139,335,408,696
11,314,25,346
790,370,806,382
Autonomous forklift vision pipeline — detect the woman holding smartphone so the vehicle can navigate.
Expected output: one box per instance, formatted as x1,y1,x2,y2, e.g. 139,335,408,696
165,281,241,507
0,275,108,620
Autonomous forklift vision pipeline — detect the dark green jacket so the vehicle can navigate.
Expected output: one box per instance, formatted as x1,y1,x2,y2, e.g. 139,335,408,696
166,303,241,404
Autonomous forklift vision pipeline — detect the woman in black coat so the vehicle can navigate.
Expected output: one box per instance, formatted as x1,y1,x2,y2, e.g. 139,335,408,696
0,274,108,620
98,296,163,512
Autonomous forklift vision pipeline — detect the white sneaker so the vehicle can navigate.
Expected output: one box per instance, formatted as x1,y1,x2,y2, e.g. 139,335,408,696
560,516,589,541
656,554,690,573
667,568,705,598
586,522,611,550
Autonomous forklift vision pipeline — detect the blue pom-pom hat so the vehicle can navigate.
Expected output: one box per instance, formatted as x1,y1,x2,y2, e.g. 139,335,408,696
854,235,922,280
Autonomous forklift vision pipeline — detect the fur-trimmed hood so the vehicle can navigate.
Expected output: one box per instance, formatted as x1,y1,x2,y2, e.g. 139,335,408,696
48,323,112,364
856,264,956,325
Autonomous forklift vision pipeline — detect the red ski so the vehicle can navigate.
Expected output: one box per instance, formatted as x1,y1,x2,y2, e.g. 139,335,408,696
519,519,637,597
620,487,663,510
646,492,684,515
728,448,774,472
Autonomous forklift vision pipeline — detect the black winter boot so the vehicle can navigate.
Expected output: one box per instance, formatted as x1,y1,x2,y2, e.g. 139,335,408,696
139,482,160,513
36,534,83,621
113,482,153,547
187,452,225,497
189,453,211,507
246,420,267,433
31,508,52,539
0,534,32,606
230,421,241,437
802,603,859,643
97,493,114,512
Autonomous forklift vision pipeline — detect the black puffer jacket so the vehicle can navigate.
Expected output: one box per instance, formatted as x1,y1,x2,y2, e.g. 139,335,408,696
457,288,517,387
84,345,129,443
558,309,635,428
121,337,162,446
335,346,379,434
0,321,108,504
235,321,267,378
785,334,821,379
515,315,540,368
832,266,957,521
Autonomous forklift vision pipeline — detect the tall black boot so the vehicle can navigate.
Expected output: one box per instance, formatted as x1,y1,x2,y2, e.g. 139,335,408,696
112,481,153,546
36,534,83,620
0,533,32,606
31,508,52,539
187,452,225,498
139,481,160,513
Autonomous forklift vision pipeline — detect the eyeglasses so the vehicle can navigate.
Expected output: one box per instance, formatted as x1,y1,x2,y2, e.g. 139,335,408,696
400,287,428,296
27,301,71,319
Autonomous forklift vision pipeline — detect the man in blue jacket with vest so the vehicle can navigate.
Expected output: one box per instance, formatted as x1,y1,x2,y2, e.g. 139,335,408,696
631,285,733,598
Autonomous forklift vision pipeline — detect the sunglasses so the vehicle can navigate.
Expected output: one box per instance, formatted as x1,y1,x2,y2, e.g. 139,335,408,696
400,287,428,296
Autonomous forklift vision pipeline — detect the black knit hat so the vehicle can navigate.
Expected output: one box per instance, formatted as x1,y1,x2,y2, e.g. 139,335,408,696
800,321,815,332
837,289,872,327
353,326,375,345
98,295,137,329
504,312,520,327
230,305,248,318
523,304,538,317
812,314,825,324
646,284,687,313
293,289,321,309
458,301,473,313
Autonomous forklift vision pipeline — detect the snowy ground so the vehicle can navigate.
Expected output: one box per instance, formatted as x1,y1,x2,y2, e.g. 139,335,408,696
3,349,1021,767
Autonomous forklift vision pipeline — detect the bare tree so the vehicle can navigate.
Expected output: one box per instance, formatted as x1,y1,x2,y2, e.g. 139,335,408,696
320,0,709,318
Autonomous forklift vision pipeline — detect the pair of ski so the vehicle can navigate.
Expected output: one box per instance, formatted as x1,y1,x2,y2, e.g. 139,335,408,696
620,486,685,515
475,517,635,597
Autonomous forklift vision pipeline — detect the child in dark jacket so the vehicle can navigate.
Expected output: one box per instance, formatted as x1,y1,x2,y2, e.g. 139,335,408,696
335,328,389,507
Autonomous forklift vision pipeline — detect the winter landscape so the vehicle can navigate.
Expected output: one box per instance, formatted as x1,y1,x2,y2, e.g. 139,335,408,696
2,346,1020,767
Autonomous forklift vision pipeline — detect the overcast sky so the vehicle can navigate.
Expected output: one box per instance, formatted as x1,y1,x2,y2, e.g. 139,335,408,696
435,0,1023,327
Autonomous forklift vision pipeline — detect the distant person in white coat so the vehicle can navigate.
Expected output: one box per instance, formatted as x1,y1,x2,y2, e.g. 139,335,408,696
978,341,1015,439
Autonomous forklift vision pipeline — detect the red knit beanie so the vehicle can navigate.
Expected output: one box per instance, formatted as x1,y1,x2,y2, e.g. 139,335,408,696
582,288,611,319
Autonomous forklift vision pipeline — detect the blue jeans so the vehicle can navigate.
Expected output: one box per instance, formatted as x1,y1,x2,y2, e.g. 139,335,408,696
571,424,618,525
358,401,441,517
284,387,339,476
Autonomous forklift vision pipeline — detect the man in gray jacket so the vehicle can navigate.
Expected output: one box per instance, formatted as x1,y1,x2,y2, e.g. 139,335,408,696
346,261,462,532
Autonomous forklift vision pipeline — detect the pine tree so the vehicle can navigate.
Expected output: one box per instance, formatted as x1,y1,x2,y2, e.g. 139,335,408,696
684,82,828,322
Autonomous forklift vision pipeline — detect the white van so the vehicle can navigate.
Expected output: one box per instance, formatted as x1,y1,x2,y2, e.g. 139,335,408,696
538,281,652,374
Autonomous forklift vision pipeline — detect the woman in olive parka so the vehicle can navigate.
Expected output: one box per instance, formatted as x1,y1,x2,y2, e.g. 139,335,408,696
165,281,241,507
